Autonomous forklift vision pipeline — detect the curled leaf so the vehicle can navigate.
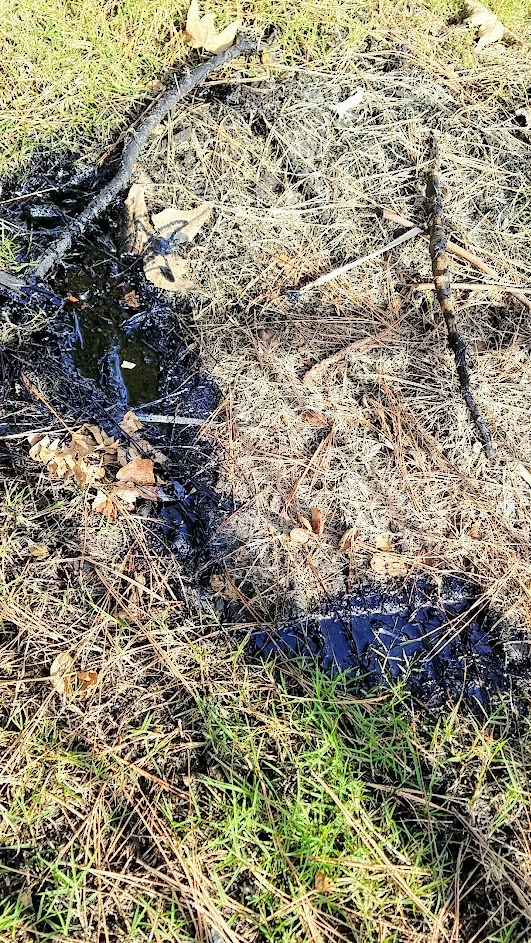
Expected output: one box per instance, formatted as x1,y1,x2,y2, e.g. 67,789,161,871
50,652,74,696
463,1,512,50
300,409,328,427
76,670,98,699
310,507,324,536
339,528,359,553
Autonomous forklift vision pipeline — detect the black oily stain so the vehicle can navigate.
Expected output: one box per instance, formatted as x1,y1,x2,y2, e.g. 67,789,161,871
250,578,511,708
0,163,228,561
60,256,159,409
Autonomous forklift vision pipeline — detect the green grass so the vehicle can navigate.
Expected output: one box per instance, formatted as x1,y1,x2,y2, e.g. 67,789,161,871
0,0,529,174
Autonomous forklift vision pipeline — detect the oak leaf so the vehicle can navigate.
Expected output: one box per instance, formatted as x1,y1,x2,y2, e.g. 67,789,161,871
184,0,240,53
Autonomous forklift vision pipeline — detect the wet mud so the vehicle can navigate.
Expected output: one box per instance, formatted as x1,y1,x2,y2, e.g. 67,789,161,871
0,160,526,705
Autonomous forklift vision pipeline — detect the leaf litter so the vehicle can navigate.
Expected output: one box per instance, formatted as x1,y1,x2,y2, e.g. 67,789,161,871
50,652,98,700
27,413,164,519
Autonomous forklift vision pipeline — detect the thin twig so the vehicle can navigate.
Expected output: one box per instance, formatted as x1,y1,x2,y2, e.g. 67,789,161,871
18,39,251,286
383,207,531,313
426,141,495,458
415,281,531,292
302,316,407,384
297,226,422,294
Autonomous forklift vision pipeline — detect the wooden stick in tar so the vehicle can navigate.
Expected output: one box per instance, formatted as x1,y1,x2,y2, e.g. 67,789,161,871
32,37,253,283
426,140,495,458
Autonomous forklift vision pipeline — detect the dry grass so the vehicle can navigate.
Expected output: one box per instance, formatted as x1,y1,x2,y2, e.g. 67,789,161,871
2,3,531,942
131,48,531,630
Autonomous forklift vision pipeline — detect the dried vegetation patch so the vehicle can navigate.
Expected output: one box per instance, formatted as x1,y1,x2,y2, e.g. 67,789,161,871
133,50,531,630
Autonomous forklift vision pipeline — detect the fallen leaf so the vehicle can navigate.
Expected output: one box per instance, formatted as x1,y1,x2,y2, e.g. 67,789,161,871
116,458,155,486
121,360,136,370
375,535,392,552
28,541,50,559
299,516,313,532
335,87,365,117
50,651,74,696
184,0,240,53
152,205,211,246
144,253,200,293
120,411,144,435
470,522,480,540
370,552,408,577
310,507,324,536
92,490,118,521
67,295,79,303
463,1,511,50
315,871,336,893
124,289,140,308
290,527,312,545
300,409,328,427
76,670,98,698
122,183,153,254
339,528,359,553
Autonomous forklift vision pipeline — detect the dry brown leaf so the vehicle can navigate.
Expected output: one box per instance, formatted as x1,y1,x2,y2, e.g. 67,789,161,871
370,552,408,577
315,871,336,894
144,253,200,293
122,183,153,254
339,528,359,553
290,527,311,545
92,490,118,521
470,522,480,540
310,507,324,536
463,1,511,50
116,458,155,486
299,516,313,532
300,409,328,427
120,411,144,435
124,289,140,308
28,541,50,559
152,205,211,246
76,670,98,698
184,0,240,53
375,535,392,552
50,651,74,696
